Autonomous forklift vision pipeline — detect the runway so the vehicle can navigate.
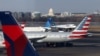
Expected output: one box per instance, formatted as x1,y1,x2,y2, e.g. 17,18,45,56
37,46,100,56
1,34,100,56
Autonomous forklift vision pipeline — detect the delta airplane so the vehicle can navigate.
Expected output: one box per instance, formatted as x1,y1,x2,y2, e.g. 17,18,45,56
0,11,39,56
0,11,92,47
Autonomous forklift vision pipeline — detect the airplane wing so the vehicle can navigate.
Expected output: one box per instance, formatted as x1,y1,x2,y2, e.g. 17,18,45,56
86,33,93,37
51,24,76,29
29,36,46,43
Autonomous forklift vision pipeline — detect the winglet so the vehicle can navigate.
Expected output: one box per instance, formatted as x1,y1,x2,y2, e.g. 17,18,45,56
0,11,38,56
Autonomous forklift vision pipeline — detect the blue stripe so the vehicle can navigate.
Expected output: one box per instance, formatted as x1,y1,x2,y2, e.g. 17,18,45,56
23,42,39,56
3,33,15,56
76,17,87,30
0,11,17,25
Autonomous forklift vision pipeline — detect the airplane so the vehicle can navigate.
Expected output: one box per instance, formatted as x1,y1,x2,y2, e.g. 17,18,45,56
51,24,76,32
0,11,39,56
0,32,4,48
44,17,76,32
21,17,76,32
24,15,92,47
0,11,92,47
21,17,53,32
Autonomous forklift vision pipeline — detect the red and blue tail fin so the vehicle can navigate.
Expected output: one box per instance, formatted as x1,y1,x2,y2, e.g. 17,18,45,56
70,16,92,39
0,11,39,56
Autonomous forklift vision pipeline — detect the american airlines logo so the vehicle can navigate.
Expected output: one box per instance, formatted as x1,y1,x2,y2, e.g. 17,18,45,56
69,16,91,39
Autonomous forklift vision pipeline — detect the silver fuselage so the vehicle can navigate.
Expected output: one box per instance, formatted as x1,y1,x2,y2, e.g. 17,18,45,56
25,32,73,42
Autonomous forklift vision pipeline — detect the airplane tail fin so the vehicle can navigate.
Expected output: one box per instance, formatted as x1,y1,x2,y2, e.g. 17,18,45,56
0,11,38,56
44,17,55,29
70,16,92,39
20,22,26,29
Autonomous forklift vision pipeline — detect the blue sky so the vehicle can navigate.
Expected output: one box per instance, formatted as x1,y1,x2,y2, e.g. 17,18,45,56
0,0,100,13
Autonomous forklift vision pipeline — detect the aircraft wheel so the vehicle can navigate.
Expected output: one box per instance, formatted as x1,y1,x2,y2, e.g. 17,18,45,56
65,42,73,47
46,43,57,47
56,42,65,47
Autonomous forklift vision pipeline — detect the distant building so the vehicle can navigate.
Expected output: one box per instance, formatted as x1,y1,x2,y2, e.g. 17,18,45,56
31,11,41,18
13,12,19,19
61,12,72,17
71,13,87,16
54,13,61,17
93,10,100,14
48,8,54,16
17,12,24,19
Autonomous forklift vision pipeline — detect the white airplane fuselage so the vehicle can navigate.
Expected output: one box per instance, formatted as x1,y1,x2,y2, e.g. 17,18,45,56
25,32,73,43
23,27,46,32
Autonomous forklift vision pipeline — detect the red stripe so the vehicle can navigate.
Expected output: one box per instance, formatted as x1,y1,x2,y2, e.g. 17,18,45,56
21,27,24,29
15,34,27,56
5,41,12,56
70,34,87,38
84,24,90,26
2,25,28,56
70,36,85,38
82,28,88,30
87,20,91,22
72,32,87,34
3,25,23,41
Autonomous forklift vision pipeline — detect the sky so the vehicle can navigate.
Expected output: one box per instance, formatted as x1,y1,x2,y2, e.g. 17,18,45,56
0,0,100,13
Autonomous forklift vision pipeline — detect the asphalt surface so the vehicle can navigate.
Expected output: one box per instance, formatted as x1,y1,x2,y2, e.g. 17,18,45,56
1,33,100,56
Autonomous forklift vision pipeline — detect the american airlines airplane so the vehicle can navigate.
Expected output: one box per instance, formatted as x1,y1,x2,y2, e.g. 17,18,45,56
0,11,39,56
25,16,92,47
0,11,92,47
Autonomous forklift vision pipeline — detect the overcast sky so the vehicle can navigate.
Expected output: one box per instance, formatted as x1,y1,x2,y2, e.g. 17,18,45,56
0,0,100,13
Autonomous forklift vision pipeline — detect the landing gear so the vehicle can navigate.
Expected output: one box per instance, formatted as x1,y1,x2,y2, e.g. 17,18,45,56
65,42,73,47
46,43,56,47
45,42,73,47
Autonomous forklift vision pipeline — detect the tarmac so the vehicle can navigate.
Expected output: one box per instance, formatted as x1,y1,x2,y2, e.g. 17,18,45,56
1,32,100,56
